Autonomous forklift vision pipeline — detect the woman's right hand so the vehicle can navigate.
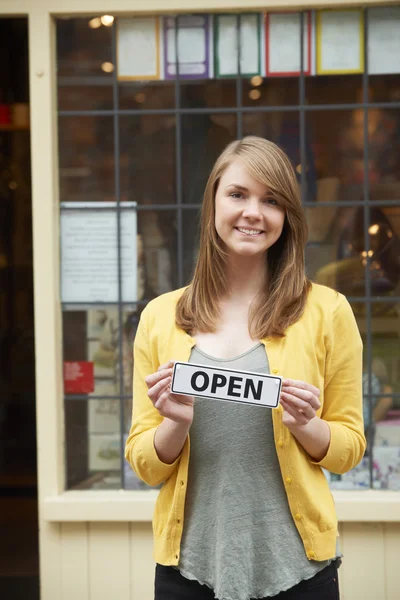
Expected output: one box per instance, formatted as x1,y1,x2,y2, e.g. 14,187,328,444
145,360,194,426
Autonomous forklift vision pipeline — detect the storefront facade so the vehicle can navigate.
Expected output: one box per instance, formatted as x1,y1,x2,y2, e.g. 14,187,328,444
1,0,400,598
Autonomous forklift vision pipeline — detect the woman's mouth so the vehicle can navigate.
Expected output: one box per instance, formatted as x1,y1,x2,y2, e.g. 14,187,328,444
236,227,264,236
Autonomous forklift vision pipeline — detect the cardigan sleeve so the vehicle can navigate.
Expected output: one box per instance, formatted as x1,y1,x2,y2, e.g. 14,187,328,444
311,294,366,474
124,306,181,486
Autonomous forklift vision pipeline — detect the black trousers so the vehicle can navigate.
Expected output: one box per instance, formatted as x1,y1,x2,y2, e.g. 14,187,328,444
155,561,340,600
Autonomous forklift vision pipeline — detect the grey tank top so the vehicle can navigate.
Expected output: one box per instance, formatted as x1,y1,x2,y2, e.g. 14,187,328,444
178,343,331,600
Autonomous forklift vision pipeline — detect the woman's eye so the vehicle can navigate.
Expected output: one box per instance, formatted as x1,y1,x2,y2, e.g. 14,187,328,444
230,192,244,199
263,197,278,206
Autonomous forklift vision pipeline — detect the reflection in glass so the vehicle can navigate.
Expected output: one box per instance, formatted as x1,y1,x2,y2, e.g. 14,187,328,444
63,308,139,399
137,211,178,295
119,81,176,110
56,18,113,77
59,116,114,202
307,110,364,201
181,114,236,204
65,399,122,490
243,77,298,107
182,208,201,284
306,74,362,105
180,80,236,108
369,75,400,103
57,85,113,111
120,115,176,205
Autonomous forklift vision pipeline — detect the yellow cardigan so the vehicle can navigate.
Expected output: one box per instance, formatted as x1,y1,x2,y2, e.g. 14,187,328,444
125,283,366,565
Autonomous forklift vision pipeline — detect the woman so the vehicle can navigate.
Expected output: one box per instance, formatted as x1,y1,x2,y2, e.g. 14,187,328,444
125,137,366,600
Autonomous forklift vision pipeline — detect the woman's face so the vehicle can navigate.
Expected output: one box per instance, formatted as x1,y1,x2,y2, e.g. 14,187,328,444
214,159,286,259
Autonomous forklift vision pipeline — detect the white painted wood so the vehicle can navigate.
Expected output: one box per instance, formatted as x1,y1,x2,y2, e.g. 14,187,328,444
131,523,155,600
340,523,385,600
88,523,131,600
42,490,400,522
28,7,64,600
384,523,400,600
61,523,89,599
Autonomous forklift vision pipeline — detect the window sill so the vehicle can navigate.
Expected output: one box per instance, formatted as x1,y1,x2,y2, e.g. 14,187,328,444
42,489,400,522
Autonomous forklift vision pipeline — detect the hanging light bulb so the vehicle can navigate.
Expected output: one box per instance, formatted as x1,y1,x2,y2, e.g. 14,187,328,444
88,17,102,29
249,89,261,101
101,15,114,27
250,76,263,87
101,62,115,73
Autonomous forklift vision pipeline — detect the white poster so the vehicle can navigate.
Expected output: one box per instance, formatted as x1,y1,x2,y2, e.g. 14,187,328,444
266,12,312,75
368,8,400,75
117,17,160,80
216,14,260,76
317,10,364,74
61,202,137,303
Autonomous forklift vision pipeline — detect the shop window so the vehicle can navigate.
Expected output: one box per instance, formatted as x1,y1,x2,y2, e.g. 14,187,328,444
56,9,400,491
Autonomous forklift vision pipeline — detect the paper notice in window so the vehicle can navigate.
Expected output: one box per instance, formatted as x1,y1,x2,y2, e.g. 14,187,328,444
117,17,160,80
317,9,364,74
60,202,137,303
216,14,260,77
368,8,400,75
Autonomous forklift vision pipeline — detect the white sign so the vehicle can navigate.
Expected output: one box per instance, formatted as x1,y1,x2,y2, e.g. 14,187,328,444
317,10,363,74
368,8,400,75
61,202,137,303
117,17,160,80
171,362,282,408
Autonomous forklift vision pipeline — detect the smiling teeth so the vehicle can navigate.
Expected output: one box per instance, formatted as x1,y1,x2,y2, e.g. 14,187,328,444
238,228,262,236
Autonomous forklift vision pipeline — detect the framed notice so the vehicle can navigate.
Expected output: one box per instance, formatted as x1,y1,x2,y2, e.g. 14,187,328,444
265,11,312,76
163,15,210,79
316,9,364,75
117,17,161,80
368,7,400,75
60,202,137,303
215,13,261,78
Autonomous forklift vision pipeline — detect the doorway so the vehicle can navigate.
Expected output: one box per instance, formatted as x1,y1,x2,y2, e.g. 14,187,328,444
0,17,39,599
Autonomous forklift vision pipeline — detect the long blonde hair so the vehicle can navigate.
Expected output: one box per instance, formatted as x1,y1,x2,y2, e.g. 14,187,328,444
176,136,311,338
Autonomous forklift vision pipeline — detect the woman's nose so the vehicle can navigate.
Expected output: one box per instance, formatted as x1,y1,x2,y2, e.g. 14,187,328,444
242,199,262,219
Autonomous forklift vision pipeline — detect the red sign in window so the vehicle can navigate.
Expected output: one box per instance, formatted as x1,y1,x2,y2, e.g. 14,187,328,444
63,361,94,394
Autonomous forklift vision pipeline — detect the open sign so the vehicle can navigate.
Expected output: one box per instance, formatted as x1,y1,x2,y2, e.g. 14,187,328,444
171,362,282,408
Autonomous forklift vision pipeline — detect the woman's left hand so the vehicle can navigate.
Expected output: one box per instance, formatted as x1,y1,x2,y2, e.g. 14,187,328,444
280,379,321,428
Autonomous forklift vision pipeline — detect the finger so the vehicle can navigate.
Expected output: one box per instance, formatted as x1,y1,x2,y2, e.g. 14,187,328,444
281,386,321,410
145,368,173,389
148,376,172,401
282,379,320,398
280,399,308,426
280,392,316,419
158,360,175,372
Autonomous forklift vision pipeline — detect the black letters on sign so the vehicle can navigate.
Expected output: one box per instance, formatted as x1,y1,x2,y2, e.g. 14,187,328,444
211,374,227,394
243,378,263,401
191,371,209,392
227,376,242,398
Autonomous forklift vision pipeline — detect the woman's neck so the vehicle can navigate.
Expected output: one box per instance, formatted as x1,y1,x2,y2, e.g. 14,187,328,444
224,255,267,303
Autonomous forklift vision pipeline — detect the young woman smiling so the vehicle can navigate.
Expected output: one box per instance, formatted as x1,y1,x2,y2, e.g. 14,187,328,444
125,137,365,600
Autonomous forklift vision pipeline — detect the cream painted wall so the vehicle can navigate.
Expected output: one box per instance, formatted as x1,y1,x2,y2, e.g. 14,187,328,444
0,0,398,598
42,521,400,599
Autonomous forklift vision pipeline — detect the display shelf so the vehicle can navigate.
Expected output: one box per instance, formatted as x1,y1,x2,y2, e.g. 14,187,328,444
0,124,30,131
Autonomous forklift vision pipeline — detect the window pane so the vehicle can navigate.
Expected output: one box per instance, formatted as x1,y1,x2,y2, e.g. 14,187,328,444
243,112,301,185
58,84,113,111
120,116,176,205
181,80,237,109
63,308,137,397
65,399,122,490
59,116,114,203
138,210,178,294
368,205,400,297
243,77,298,107
307,110,365,202
119,81,176,110
57,18,113,78
181,114,236,204
306,75,362,105
182,208,201,284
